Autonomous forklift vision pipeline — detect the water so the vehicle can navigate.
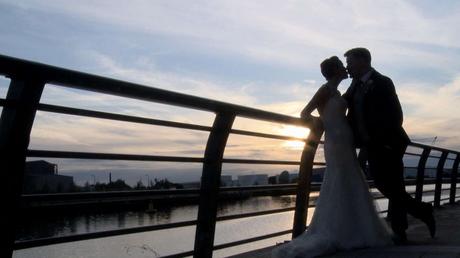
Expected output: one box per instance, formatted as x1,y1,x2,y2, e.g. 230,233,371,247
13,184,453,258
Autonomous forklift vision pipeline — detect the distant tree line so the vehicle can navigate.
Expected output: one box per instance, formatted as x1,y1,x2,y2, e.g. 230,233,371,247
29,178,184,194
268,170,299,184
84,178,184,192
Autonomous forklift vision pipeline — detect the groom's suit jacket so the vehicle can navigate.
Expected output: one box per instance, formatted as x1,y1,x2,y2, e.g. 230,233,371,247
343,68,410,152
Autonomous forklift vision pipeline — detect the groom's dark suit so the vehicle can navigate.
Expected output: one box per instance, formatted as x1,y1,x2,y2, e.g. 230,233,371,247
343,68,431,237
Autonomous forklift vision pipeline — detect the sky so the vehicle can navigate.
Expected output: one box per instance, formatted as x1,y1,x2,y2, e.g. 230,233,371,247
1,0,460,185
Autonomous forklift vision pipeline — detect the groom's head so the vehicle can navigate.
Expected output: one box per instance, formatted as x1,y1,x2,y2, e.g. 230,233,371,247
344,47,372,79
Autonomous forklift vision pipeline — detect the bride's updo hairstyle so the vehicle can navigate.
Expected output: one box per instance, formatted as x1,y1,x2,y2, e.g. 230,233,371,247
320,56,341,80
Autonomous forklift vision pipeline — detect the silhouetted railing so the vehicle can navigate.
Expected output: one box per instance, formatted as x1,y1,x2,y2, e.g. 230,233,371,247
0,54,459,258
0,54,322,258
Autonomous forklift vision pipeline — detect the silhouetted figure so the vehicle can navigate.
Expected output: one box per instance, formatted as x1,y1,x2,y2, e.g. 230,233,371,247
343,47,435,243
272,56,393,258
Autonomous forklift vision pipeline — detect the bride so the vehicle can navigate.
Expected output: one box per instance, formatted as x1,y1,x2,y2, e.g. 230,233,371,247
272,56,393,258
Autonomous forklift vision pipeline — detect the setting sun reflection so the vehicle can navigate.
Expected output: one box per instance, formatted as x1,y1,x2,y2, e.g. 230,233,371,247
278,125,310,150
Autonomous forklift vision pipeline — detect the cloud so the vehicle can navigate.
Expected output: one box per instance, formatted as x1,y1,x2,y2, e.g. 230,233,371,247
4,0,459,70
84,51,260,105
400,75,460,149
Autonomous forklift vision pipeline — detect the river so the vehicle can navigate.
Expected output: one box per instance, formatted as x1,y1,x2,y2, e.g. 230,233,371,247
13,184,451,258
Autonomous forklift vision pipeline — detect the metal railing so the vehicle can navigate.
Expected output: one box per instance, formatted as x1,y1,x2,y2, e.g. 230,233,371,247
0,54,322,258
0,54,459,258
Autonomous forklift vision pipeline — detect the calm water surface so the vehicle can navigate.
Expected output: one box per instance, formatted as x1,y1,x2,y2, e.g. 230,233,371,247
13,184,451,258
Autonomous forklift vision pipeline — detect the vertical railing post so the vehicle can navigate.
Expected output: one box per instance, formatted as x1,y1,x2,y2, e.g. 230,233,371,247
449,154,460,204
0,78,45,258
193,112,235,258
434,151,448,208
415,147,431,202
292,122,323,238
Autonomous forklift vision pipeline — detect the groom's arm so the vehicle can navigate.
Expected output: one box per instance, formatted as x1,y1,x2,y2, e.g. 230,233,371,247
378,78,403,127
372,77,404,144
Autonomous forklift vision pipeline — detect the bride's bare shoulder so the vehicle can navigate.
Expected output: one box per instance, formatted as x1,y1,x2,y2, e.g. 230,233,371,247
316,84,330,96
314,84,335,101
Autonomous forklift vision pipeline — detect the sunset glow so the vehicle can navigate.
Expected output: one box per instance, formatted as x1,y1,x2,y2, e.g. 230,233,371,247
278,125,310,150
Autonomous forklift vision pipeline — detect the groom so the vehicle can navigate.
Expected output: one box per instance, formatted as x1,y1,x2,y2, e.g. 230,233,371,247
342,47,435,243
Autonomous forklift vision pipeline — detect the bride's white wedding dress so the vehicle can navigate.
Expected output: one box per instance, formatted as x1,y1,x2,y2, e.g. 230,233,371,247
272,88,393,258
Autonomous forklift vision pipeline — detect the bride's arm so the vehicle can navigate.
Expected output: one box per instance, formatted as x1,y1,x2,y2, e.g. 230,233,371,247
300,86,329,119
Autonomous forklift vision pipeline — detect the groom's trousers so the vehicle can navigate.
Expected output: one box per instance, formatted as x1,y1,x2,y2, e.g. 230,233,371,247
366,144,429,235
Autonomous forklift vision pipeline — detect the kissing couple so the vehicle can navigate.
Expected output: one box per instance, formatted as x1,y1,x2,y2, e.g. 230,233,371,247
272,47,436,258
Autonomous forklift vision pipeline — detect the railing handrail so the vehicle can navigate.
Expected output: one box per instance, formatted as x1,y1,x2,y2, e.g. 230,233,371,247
0,54,312,127
409,141,459,155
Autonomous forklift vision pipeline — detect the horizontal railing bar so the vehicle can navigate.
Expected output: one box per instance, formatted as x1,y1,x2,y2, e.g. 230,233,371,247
222,159,326,166
37,103,313,143
0,54,313,127
37,103,213,132
13,219,197,250
27,149,327,166
405,152,421,157
27,150,452,169
220,184,298,191
230,128,308,142
217,207,295,222
314,162,326,166
223,159,326,166
409,142,459,155
21,189,201,201
223,158,300,165
27,149,204,162
213,229,293,251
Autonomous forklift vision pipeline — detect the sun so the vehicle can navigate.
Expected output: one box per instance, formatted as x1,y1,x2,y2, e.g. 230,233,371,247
278,125,310,150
